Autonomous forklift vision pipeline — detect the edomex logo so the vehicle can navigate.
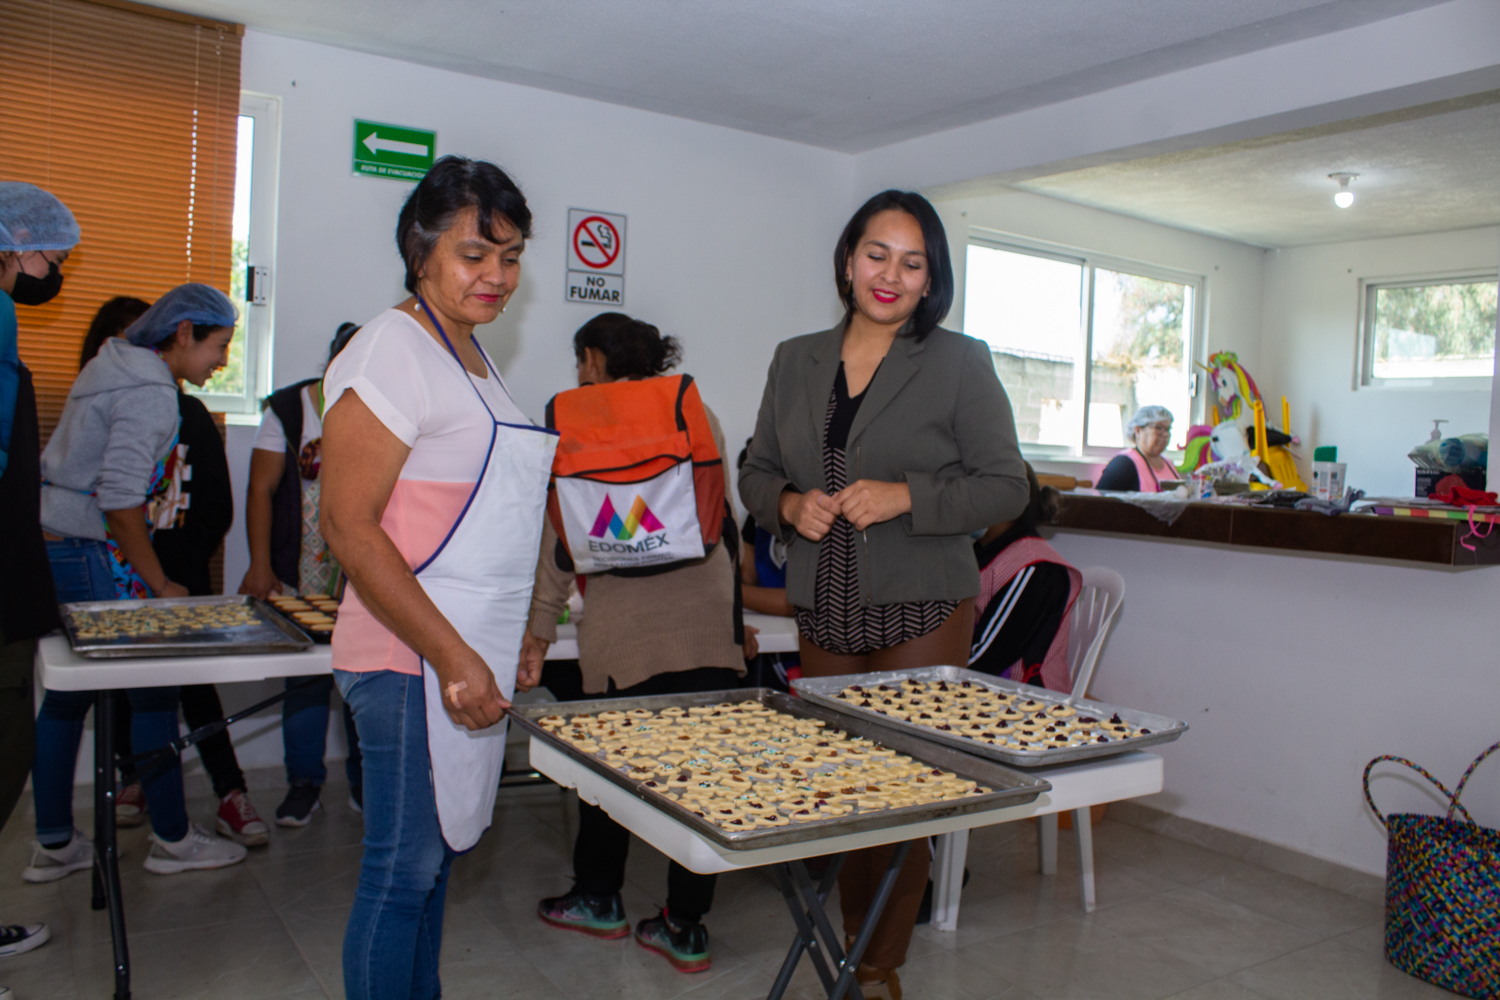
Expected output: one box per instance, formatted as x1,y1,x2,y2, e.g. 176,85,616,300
589,495,664,540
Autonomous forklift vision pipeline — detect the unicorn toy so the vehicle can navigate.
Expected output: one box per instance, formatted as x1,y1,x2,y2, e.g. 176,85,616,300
1205,350,1260,425
1192,421,1282,489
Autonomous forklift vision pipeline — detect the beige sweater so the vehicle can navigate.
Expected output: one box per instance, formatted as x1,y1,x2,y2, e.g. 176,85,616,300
526,408,744,693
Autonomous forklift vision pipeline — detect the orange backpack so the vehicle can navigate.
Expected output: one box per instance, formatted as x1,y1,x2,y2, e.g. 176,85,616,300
545,375,726,575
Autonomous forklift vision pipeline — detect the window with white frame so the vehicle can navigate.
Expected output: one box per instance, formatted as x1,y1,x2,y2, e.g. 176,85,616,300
962,235,1202,457
1359,274,1497,389
192,92,280,418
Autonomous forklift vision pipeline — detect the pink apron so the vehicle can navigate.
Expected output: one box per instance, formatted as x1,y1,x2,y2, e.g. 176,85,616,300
970,536,1082,693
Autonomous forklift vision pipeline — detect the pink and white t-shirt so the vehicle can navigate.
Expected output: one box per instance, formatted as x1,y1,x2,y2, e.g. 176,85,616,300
322,307,529,675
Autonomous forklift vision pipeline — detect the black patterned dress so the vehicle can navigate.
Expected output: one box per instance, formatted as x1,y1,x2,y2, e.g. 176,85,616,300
794,364,958,655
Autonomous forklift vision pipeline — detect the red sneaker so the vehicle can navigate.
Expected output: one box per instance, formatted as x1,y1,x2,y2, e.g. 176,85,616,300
215,790,270,847
115,783,145,828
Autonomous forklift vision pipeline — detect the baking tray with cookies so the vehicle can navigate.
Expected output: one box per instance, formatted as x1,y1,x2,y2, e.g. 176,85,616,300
509,687,1049,850
792,666,1187,768
263,592,342,643
60,595,314,658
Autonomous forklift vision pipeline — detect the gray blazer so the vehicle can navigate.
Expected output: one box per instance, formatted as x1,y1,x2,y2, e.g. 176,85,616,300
739,322,1029,610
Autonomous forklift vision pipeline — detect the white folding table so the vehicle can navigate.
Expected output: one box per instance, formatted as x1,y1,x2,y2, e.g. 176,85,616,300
33,613,802,1000
530,737,1161,998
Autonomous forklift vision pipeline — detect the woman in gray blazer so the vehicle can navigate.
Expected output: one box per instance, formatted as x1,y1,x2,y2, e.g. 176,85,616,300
739,190,1028,998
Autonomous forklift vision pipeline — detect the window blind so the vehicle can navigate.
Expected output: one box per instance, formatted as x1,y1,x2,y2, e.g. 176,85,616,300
0,0,242,440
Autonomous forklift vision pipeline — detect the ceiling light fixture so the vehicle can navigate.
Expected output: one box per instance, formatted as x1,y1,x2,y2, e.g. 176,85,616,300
1329,172,1358,208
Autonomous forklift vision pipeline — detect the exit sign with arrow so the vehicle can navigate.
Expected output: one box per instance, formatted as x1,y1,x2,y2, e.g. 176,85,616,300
352,120,436,180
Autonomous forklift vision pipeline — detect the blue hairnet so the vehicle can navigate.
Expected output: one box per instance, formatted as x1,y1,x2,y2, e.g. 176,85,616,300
0,182,81,252
124,283,237,347
1126,404,1174,434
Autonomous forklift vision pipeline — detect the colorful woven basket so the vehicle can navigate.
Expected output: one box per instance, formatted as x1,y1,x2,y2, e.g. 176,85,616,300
1363,741,1500,1000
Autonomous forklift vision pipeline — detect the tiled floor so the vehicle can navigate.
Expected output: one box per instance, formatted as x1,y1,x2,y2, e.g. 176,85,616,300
0,781,1448,1000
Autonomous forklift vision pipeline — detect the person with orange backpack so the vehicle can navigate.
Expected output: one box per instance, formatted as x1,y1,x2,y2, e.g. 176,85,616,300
522,312,750,974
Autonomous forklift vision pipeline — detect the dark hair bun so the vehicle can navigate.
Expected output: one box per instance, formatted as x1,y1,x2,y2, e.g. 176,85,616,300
573,312,681,380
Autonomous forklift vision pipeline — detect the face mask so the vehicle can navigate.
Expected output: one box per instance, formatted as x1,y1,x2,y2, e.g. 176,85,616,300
9,259,64,306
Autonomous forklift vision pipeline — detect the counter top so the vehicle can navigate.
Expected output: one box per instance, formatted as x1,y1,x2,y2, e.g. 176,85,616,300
1053,494,1500,567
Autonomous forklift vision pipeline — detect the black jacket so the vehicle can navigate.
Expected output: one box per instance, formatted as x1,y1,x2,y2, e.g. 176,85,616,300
151,391,233,596
0,365,60,642
265,379,318,588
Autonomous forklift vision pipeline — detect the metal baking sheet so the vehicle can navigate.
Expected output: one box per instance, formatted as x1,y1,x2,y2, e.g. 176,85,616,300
264,596,341,645
792,666,1187,768
60,595,314,659
509,687,1048,850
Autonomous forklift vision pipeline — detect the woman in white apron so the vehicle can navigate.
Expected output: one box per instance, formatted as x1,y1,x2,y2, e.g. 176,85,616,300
319,157,555,1000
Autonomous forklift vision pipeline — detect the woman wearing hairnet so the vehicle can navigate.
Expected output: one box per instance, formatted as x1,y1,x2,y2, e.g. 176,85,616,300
0,181,77,965
26,282,250,882
1095,404,1180,492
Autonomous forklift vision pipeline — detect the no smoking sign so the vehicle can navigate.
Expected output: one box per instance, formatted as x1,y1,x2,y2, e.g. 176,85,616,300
566,208,626,305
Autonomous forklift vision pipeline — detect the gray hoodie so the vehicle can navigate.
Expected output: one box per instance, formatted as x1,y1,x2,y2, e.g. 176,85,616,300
41,337,180,541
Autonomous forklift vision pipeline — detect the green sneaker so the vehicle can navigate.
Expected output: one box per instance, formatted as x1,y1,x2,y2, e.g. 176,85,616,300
537,887,629,939
635,910,711,973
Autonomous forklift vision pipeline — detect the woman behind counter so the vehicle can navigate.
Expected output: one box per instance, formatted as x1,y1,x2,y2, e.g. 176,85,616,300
1095,404,1179,492
739,190,1029,999
319,156,555,1000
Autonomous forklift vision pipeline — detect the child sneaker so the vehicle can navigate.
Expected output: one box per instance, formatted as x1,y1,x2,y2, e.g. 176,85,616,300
215,790,270,846
115,782,146,827
22,830,93,883
635,910,711,973
144,824,247,875
275,783,321,827
537,887,629,939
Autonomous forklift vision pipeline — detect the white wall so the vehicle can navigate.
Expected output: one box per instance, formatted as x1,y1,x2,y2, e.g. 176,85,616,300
1259,227,1499,498
246,29,851,438
221,28,855,599
206,30,853,774
1049,529,1500,876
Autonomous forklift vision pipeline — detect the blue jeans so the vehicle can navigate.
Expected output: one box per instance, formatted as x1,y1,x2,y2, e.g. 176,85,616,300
284,675,363,789
336,669,453,1000
36,539,189,843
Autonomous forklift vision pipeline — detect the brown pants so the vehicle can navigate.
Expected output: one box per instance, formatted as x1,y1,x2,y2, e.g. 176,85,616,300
799,599,974,970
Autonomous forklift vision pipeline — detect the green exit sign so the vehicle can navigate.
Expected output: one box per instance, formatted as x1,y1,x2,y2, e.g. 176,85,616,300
352,120,436,180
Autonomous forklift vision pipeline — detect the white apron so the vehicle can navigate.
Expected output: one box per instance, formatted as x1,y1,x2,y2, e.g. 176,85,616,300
413,302,558,851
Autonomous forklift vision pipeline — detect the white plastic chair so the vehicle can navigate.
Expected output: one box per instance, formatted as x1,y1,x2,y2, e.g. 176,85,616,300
1038,565,1125,911
1065,566,1125,701
931,566,1126,929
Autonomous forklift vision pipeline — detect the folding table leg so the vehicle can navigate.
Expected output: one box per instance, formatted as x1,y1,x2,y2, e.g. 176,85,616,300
930,830,968,932
827,841,910,1000
788,860,862,1000
769,861,840,998
1036,812,1058,875
94,690,131,999
1073,806,1096,912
